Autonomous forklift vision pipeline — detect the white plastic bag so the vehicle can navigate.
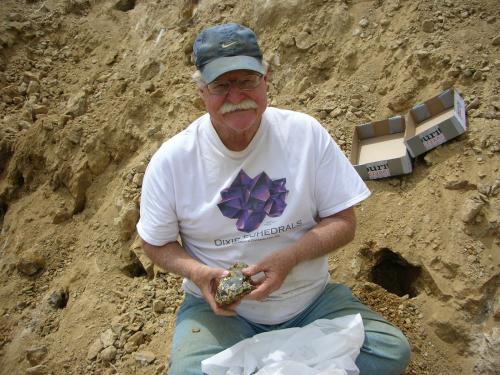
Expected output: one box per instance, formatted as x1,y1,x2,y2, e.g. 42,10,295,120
201,314,364,375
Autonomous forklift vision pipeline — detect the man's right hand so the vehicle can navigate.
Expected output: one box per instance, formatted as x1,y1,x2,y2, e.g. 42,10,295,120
189,264,240,316
142,241,241,316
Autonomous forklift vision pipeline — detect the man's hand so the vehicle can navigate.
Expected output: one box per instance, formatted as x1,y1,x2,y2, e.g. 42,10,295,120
242,250,297,301
142,241,240,316
189,264,240,316
242,208,357,301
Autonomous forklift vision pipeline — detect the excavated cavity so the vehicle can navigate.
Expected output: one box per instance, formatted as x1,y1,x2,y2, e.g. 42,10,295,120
0,200,7,226
114,0,136,12
121,257,148,278
370,249,422,298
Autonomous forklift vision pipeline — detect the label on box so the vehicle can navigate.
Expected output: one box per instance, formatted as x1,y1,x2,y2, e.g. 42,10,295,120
419,127,446,150
454,91,466,129
366,161,391,179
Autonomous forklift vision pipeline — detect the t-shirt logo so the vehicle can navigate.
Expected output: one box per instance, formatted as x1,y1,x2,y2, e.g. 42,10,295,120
217,169,288,233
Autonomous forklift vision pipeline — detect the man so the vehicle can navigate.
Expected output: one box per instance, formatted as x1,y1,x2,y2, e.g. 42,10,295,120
137,23,410,374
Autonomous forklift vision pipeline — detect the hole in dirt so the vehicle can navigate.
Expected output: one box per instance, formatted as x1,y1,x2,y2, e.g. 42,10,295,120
0,200,7,226
121,258,147,278
114,0,136,12
49,288,69,309
370,249,422,297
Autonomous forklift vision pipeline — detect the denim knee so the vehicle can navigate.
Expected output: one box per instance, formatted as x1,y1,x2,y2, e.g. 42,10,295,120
392,333,411,375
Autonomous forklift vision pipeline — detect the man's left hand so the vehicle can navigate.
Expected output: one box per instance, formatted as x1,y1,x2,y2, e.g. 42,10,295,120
242,250,297,301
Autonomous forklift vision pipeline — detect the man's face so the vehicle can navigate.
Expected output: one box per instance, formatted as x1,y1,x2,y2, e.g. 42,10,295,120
199,70,268,140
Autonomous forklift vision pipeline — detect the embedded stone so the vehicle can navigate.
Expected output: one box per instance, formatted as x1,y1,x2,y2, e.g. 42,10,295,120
422,20,434,33
134,351,156,365
99,346,117,362
100,329,116,348
86,338,103,360
127,331,145,346
26,346,48,365
17,250,45,276
461,197,485,223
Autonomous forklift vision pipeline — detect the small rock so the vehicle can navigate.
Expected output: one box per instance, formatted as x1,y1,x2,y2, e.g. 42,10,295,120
134,351,156,366
467,98,480,110
380,18,390,27
99,346,117,362
132,173,143,187
65,90,88,117
472,71,483,81
463,68,474,77
423,153,436,166
142,80,154,93
114,203,139,241
17,250,45,276
422,20,434,33
32,104,48,115
350,98,362,108
461,197,485,223
155,364,166,375
492,35,500,46
26,365,48,375
153,300,165,313
128,331,145,346
295,31,316,50
415,49,430,60
18,82,28,95
18,120,31,130
279,34,294,47
100,329,117,348
26,80,40,95
444,180,476,190
124,341,138,353
58,115,71,126
404,228,414,238
494,307,500,320
23,71,40,83
331,108,343,118
359,18,369,28
87,338,103,360
26,346,48,366
52,208,71,224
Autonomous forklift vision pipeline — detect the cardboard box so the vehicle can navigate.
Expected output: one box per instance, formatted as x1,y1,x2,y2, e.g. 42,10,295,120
404,88,467,158
350,116,413,180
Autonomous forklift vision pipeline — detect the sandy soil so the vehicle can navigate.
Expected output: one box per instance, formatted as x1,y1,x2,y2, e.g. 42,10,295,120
0,0,499,374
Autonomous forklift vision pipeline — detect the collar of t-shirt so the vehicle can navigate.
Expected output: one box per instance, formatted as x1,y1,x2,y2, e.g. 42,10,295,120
204,111,269,159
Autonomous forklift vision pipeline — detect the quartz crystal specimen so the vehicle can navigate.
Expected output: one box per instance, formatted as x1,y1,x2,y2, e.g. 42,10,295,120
215,263,253,306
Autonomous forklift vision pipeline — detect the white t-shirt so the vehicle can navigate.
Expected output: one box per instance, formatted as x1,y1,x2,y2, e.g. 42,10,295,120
137,107,370,324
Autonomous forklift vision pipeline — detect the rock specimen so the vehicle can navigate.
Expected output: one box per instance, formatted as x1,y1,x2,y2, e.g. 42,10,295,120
215,263,253,306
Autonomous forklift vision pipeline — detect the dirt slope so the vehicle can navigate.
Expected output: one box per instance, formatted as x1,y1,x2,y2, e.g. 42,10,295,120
0,0,498,374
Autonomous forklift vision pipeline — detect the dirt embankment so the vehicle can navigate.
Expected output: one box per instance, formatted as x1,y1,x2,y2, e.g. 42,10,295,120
0,0,498,374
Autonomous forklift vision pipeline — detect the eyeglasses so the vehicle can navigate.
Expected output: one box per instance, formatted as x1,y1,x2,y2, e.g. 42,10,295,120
206,74,263,95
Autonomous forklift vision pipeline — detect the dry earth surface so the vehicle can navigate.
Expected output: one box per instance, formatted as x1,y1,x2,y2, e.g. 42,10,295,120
0,0,499,374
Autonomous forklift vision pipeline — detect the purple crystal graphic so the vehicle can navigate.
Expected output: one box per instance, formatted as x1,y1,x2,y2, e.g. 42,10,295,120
218,170,289,232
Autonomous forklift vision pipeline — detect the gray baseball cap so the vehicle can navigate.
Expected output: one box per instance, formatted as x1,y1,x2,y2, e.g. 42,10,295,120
193,23,265,83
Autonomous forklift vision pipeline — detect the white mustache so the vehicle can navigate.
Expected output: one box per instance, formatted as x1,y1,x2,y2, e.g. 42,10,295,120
219,99,258,114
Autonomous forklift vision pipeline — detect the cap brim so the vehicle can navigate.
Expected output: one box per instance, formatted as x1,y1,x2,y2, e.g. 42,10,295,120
200,56,265,83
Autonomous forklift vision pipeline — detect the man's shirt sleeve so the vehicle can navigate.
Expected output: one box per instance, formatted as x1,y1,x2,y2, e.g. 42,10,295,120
314,124,371,218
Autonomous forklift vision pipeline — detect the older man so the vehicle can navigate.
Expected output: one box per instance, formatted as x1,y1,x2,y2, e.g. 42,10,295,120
137,23,410,374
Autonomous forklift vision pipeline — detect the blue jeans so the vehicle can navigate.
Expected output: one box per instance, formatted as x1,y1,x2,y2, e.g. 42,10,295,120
168,283,410,375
